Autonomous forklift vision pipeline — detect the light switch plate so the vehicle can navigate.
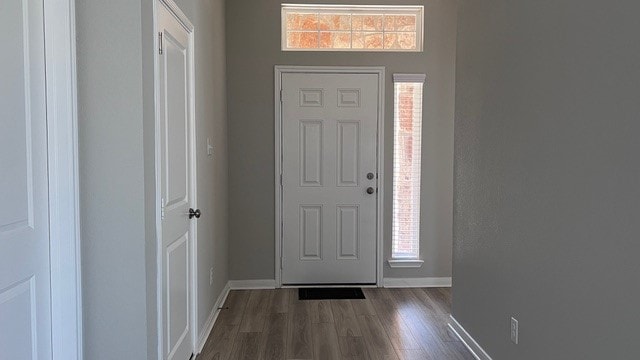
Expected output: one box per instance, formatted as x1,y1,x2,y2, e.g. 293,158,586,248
207,138,213,156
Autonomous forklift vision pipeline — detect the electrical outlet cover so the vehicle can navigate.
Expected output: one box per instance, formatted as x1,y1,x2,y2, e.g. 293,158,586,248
511,317,519,344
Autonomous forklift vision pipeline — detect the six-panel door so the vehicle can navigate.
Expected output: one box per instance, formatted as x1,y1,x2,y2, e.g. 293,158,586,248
282,73,379,284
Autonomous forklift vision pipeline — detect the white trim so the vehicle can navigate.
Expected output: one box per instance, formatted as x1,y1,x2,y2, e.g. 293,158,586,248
448,316,494,360
393,73,426,83
153,3,163,359
153,3,162,358
154,1,198,358
375,67,386,289
229,279,277,290
388,259,424,268
196,282,231,354
274,67,283,288
274,65,386,288
188,23,198,360
44,0,83,359
159,0,194,31
383,277,452,288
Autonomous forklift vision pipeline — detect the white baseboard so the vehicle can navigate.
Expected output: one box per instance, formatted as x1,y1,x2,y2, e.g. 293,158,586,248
382,277,452,288
448,315,493,360
196,281,231,354
229,279,277,290
229,278,449,289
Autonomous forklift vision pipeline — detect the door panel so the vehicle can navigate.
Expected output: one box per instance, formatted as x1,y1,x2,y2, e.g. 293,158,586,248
0,279,36,359
0,0,52,359
337,205,359,259
158,3,194,360
300,121,323,186
300,205,322,260
0,0,32,233
166,234,189,351
337,121,360,187
281,73,379,284
164,33,188,208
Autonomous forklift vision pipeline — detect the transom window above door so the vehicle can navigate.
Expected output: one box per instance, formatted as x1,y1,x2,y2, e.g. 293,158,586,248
281,4,424,51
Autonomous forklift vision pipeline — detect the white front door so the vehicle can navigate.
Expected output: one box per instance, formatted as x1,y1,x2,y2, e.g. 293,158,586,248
281,73,380,284
158,3,195,360
0,0,52,359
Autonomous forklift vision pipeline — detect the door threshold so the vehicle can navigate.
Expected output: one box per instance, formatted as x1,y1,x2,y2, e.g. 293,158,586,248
282,283,377,288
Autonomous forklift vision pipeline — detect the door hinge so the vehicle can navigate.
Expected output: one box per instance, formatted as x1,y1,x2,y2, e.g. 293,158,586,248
280,173,283,186
160,197,166,220
158,32,163,55
279,89,283,102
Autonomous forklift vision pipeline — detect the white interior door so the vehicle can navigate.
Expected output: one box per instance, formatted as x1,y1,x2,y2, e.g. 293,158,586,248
0,0,52,359
158,3,195,360
281,73,380,284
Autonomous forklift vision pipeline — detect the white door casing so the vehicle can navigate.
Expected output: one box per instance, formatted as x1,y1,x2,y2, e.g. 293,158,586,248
44,0,83,357
280,72,382,284
156,2,196,359
0,0,52,358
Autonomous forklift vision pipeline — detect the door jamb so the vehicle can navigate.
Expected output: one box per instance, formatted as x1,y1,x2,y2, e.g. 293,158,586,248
274,65,386,288
45,0,83,359
153,1,198,358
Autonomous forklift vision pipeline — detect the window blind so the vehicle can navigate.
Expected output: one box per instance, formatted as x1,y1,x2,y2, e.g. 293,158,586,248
392,74,425,259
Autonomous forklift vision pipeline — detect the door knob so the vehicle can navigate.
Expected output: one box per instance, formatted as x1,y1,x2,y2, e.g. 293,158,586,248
367,172,375,180
366,187,375,194
189,208,201,219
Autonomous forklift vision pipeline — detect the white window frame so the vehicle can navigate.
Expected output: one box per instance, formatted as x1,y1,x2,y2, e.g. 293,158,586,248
389,73,426,268
281,4,424,52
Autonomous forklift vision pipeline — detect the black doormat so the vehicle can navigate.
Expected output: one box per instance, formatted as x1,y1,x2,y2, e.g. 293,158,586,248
298,287,365,300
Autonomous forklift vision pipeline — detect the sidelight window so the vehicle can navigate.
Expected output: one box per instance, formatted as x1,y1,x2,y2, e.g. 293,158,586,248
391,74,425,262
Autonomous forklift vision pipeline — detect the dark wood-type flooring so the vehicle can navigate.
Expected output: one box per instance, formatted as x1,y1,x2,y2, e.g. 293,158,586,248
198,287,474,360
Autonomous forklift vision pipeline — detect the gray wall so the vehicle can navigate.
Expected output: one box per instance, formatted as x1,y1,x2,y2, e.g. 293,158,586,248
453,1,640,359
77,1,149,358
78,0,229,358
227,0,457,281
173,0,230,336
